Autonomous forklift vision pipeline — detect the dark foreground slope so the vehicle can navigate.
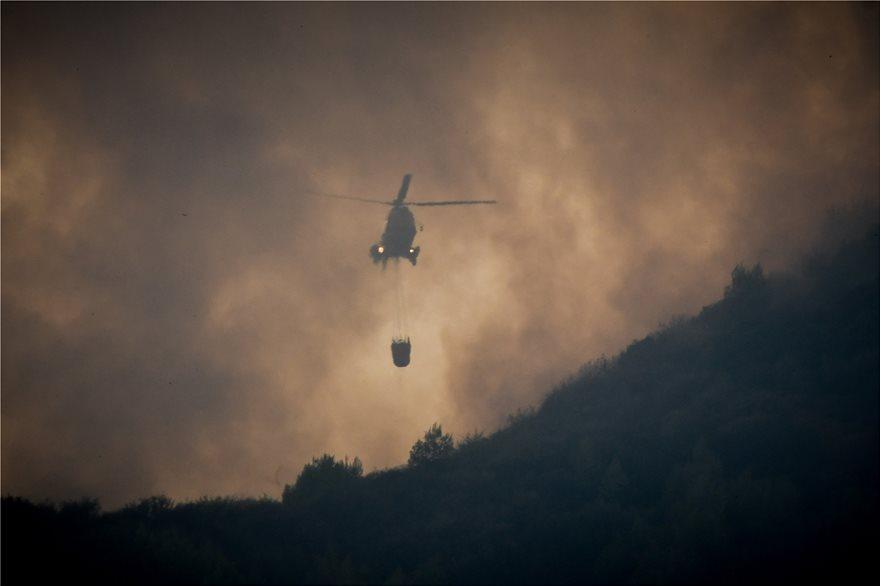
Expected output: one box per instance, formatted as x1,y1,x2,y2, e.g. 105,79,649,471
3,227,878,584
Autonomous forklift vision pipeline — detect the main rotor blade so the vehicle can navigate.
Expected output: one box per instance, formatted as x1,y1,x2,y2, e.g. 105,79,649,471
305,190,393,206
405,200,498,206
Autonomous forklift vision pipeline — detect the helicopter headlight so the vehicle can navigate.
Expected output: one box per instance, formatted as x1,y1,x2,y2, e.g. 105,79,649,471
377,246,384,254
409,248,414,254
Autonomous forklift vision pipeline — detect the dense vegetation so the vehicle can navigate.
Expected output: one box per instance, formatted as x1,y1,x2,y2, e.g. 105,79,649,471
3,226,877,584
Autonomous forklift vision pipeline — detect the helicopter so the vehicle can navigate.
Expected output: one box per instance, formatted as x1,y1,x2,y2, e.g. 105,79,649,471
309,174,497,267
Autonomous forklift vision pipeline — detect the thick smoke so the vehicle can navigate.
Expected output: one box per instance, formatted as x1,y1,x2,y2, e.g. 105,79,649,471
2,2,877,506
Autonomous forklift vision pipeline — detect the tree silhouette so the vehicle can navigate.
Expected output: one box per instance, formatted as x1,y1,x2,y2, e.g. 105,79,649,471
282,454,363,506
724,263,766,298
408,423,454,466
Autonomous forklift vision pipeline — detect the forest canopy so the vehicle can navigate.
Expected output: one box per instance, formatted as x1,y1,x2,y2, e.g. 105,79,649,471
3,225,878,584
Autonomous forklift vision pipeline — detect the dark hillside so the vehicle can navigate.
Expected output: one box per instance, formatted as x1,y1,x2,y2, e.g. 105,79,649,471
3,226,878,584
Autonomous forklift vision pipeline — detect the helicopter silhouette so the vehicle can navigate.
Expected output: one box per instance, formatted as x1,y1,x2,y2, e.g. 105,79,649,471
310,174,497,267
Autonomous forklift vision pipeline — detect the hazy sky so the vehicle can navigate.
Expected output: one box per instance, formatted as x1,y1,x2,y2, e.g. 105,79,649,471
3,2,878,507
